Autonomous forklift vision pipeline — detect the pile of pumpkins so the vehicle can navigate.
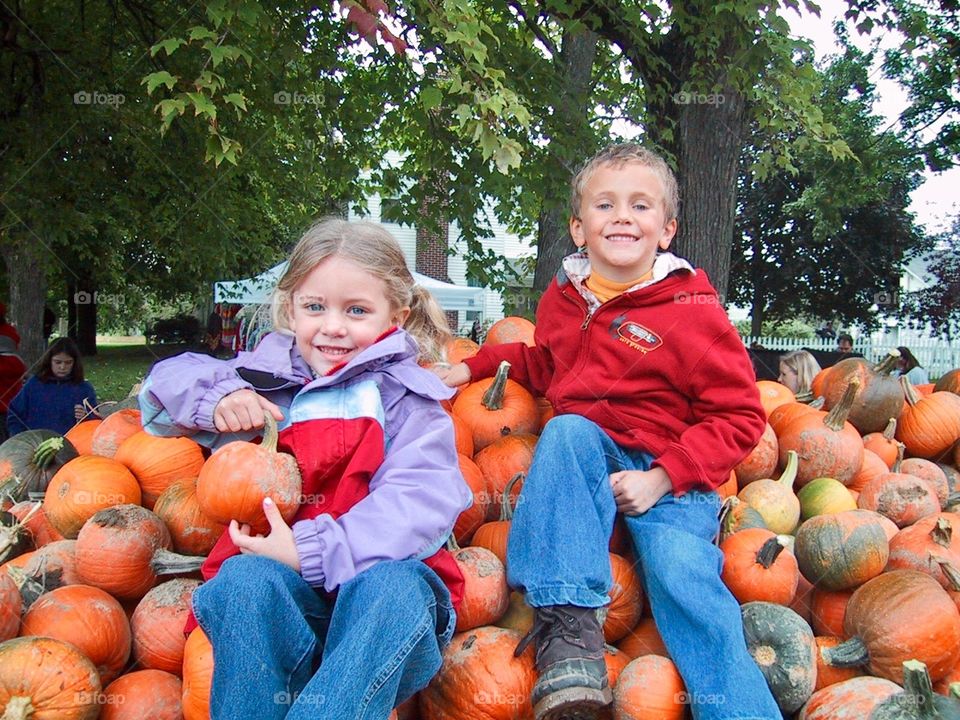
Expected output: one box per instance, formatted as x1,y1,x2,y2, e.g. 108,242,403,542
0,319,959,720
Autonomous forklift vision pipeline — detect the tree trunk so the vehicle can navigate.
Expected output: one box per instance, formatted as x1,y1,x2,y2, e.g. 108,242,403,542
0,239,48,368
66,281,98,356
672,88,748,303
533,26,598,293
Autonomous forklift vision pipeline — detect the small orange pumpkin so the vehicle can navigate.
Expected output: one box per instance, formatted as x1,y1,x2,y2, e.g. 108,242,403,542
91,409,143,458
896,377,960,460
452,454,490,545
605,553,644,643
43,455,142,538
114,431,205,508
470,473,523,568
64,419,102,456
181,627,213,720
473,433,535,521
735,423,779,488
720,528,799,605
0,572,20,641
862,418,899,468
612,654,687,720
0,636,102,719
813,636,862,691
484,316,535,347
451,361,539,452
756,380,796,419
152,480,224,556
101,669,183,720
451,541,510,632
131,578,202,675
616,616,669,660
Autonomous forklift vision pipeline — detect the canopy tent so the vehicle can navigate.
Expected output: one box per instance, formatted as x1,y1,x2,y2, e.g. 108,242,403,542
214,262,486,312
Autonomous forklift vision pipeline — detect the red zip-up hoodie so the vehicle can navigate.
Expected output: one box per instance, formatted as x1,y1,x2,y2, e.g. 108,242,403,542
464,256,764,494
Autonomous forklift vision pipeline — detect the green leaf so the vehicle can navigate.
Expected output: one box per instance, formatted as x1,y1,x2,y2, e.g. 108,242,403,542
187,26,219,42
150,37,185,57
186,92,217,121
155,98,187,128
421,86,443,110
142,71,178,95
223,92,248,114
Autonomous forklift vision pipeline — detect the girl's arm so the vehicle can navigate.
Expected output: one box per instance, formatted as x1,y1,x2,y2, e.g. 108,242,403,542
291,398,471,591
138,352,253,447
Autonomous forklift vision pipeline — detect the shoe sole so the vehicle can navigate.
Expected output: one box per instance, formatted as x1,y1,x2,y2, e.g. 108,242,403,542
534,686,613,720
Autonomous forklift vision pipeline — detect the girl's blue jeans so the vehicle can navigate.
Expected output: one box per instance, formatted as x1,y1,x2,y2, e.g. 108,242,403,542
506,415,783,720
191,555,455,720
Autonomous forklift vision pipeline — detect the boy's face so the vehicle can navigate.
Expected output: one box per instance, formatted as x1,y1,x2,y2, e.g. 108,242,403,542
569,161,677,282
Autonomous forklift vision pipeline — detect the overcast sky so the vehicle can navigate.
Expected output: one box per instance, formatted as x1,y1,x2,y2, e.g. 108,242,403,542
791,0,958,234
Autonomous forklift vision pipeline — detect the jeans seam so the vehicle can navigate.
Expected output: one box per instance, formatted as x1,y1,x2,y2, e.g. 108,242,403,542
356,613,433,718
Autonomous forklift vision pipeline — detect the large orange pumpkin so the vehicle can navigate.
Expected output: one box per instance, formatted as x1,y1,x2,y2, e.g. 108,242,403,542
181,627,213,720
419,626,536,720
43,455,142,538
484,316,536,347
811,352,904,434
153,479,224,556
195,414,301,533
101,669,183,720
886,513,960,588
114,431,205,508
20,584,131,685
131,578,202,675
856,467,940,528
451,361,539,452
612,655,687,720
75,504,199,600
896,377,960,460
91,409,143,458
822,570,960,683
798,675,900,719
794,510,889,590
0,636,102,719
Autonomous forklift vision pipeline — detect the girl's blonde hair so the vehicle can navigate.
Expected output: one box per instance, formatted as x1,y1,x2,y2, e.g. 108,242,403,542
780,350,822,396
270,218,451,363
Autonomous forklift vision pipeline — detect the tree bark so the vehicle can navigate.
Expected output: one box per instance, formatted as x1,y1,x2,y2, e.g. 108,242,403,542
66,281,98,356
0,239,48,368
533,26,598,293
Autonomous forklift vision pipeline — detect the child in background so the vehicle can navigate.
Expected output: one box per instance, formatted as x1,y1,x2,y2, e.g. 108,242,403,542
6,337,96,437
438,143,781,720
895,345,929,385
139,218,471,720
778,350,821,397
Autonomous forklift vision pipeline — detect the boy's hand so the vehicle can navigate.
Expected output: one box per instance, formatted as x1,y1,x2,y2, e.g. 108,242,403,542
229,497,301,571
214,389,283,432
610,467,673,516
433,362,472,387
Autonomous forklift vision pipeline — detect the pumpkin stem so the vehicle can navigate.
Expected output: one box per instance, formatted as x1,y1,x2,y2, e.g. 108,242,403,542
892,443,905,473
794,389,814,404
880,417,897,441
481,361,512,411
933,517,953,549
823,378,860,431
935,557,960,592
261,412,279,453
778,450,799,491
950,682,960,702
150,548,205,576
755,536,787,569
809,396,826,410
821,636,869,668
899,659,938,719
31,437,65,470
500,473,524,521
445,534,462,552
874,350,901,377
0,696,35,719
900,375,921,407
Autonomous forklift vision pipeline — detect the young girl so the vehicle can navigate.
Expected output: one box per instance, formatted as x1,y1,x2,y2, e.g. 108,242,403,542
139,219,471,720
7,337,97,437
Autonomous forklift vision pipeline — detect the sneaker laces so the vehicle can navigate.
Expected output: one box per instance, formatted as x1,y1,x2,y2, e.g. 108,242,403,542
514,606,589,663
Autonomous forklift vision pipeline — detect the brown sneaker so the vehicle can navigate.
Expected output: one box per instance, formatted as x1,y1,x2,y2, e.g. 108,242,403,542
514,605,612,720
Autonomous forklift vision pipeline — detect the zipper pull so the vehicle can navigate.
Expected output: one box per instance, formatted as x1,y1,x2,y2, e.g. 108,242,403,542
581,313,591,330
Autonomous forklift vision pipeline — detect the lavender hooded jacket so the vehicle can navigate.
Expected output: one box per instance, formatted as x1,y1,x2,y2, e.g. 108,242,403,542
138,329,472,591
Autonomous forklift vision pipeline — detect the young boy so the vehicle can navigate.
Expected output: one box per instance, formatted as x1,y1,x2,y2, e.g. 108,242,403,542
438,143,781,720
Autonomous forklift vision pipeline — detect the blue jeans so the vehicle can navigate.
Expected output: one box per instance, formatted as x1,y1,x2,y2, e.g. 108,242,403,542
192,555,456,720
506,415,783,720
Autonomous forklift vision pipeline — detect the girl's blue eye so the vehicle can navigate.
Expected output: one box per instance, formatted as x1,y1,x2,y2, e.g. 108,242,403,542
306,303,323,312
347,306,367,316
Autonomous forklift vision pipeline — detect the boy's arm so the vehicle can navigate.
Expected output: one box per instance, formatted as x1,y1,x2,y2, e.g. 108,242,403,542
291,399,472,590
654,326,765,494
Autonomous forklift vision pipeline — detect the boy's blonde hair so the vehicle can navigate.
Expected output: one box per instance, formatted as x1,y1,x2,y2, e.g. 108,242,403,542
570,143,680,222
780,350,822,396
271,218,452,363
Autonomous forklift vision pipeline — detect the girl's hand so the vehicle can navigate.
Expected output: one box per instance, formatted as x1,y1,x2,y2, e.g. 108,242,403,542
610,467,673,516
229,497,301,572
214,389,283,433
433,362,472,387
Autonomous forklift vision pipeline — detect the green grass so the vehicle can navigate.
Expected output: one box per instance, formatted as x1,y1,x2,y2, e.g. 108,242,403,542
85,343,190,403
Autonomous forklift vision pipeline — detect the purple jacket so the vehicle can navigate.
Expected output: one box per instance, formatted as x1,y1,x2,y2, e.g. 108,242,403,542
139,329,472,591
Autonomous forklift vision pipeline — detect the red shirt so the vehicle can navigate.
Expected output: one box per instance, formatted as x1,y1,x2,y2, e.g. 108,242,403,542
464,266,764,494
0,354,26,413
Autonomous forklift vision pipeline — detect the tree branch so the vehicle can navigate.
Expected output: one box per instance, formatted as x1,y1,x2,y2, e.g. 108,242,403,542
508,0,557,57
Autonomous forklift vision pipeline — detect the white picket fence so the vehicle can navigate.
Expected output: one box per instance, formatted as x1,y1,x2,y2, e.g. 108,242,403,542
741,336,959,380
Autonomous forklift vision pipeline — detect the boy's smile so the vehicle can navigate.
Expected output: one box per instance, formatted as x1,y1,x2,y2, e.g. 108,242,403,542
569,162,678,283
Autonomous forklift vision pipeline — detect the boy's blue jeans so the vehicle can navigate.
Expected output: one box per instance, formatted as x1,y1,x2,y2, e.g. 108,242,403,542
506,415,783,720
191,555,455,720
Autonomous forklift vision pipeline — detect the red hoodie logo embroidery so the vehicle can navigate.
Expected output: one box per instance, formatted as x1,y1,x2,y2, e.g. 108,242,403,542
615,320,663,353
